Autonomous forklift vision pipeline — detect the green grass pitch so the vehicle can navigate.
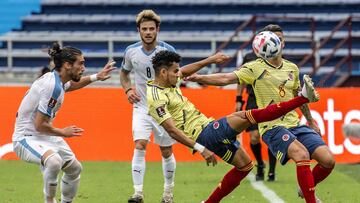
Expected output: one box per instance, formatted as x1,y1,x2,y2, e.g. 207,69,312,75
0,161,359,202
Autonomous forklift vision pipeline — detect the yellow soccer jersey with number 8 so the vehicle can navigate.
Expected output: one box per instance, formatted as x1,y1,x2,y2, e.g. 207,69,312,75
234,58,301,135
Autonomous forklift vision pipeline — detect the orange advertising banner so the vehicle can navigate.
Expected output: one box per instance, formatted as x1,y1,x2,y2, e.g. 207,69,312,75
0,86,359,163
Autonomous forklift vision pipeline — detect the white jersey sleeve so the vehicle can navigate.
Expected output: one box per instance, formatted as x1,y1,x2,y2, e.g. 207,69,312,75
37,79,60,117
13,72,65,141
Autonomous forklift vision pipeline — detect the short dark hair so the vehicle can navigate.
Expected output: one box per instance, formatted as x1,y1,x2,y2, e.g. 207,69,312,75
152,51,181,75
48,42,82,71
260,24,283,33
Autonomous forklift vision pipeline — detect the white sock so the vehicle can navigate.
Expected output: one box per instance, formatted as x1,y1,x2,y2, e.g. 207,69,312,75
61,176,80,203
61,159,82,203
42,153,62,201
162,153,176,193
132,149,146,194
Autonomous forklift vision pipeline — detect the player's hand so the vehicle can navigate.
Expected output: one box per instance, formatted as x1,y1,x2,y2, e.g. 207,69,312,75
96,60,117,81
201,148,217,166
308,120,321,135
62,125,84,137
209,52,231,64
183,73,201,82
126,89,141,104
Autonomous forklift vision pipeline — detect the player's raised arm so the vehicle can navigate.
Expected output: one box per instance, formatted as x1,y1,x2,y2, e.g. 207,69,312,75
185,72,238,86
66,60,116,92
160,118,217,166
179,52,230,78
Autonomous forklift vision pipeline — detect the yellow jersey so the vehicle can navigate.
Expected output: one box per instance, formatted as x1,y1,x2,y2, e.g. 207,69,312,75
234,58,301,135
147,81,214,141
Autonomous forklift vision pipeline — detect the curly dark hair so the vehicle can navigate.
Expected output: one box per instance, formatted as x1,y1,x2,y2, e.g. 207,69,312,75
152,50,181,75
48,42,82,71
260,24,283,33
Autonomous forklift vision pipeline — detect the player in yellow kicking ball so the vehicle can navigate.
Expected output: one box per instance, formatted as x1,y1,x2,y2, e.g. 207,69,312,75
147,50,319,203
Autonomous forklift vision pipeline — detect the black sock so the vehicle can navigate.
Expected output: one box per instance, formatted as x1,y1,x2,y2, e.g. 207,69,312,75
250,143,264,166
268,148,276,174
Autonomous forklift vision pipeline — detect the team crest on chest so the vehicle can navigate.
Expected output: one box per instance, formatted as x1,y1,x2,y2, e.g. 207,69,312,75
213,121,220,129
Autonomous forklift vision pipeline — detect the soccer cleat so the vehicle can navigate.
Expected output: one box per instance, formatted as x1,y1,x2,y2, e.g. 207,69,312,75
45,197,57,203
267,173,276,182
161,192,174,203
298,187,322,203
128,193,144,203
300,74,319,103
255,163,265,181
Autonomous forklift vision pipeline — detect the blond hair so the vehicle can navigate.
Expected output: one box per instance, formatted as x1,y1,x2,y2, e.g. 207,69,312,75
136,9,161,28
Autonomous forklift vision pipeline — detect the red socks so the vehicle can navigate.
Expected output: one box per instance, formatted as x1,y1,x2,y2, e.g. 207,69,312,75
312,163,333,186
205,162,253,203
296,160,316,203
246,96,308,124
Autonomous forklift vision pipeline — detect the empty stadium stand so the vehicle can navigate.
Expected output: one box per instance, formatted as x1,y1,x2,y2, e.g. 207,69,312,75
1,0,360,86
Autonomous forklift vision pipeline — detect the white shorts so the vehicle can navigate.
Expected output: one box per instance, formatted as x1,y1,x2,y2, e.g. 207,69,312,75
13,136,75,165
132,109,176,146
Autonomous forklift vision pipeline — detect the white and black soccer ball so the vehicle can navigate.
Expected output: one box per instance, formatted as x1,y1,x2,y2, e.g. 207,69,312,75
252,31,282,60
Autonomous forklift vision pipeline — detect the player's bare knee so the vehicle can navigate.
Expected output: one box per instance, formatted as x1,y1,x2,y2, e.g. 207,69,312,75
160,146,173,158
320,156,335,169
134,139,148,150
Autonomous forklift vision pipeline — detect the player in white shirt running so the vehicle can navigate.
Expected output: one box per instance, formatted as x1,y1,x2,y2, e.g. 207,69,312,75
120,10,230,203
12,42,115,203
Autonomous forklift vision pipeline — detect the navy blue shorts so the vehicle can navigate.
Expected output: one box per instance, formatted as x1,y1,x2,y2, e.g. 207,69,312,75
196,117,240,164
262,125,326,165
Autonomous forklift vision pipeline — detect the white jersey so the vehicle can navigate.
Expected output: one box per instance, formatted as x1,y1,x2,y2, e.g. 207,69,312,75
13,71,70,142
121,41,176,113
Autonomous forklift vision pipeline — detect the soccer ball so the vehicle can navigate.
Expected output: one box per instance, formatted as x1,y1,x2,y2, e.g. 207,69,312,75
252,31,282,60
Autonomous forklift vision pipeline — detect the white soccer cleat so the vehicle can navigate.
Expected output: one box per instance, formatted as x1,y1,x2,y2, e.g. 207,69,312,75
161,192,174,203
300,74,319,102
298,187,322,203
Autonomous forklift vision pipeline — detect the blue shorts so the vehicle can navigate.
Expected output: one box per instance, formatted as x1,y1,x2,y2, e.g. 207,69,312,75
196,117,240,164
262,125,326,165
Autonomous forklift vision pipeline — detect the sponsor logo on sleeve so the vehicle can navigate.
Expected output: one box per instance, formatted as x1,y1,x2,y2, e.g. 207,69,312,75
48,97,57,108
156,106,166,117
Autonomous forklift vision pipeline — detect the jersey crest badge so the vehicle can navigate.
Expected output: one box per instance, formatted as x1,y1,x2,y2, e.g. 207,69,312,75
48,97,57,108
156,106,166,117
